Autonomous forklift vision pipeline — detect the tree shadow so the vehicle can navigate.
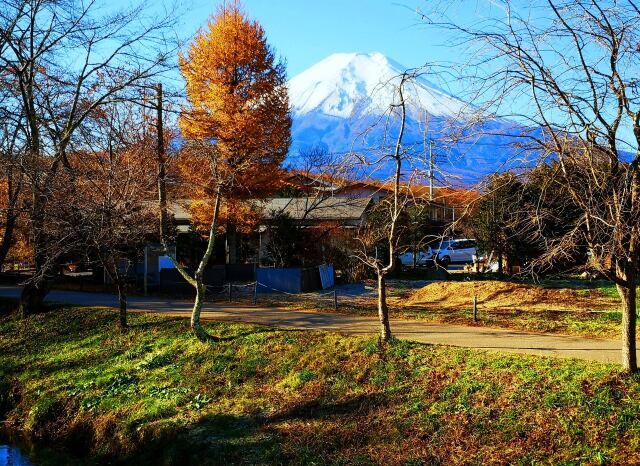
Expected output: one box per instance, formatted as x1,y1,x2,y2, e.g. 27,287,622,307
129,318,296,342
138,392,390,465
128,413,284,466
212,326,297,342
268,392,386,422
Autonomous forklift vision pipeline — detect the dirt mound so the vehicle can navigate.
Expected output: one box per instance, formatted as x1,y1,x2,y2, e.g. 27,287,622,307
406,280,616,311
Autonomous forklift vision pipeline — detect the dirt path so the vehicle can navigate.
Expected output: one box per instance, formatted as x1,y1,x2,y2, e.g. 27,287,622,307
0,286,635,365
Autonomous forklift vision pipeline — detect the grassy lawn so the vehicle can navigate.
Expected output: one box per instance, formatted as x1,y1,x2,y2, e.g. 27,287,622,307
1,302,640,464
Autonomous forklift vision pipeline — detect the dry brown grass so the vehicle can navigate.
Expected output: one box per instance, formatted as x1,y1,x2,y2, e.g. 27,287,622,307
405,280,617,312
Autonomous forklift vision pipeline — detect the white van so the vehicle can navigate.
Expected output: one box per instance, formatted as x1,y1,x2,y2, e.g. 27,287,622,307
398,247,434,266
433,239,477,265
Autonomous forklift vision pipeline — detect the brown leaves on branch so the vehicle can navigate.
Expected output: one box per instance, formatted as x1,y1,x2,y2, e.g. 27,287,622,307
178,2,290,199
161,2,290,341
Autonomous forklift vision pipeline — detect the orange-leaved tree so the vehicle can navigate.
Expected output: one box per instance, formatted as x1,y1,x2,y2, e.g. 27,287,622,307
163,2,290,341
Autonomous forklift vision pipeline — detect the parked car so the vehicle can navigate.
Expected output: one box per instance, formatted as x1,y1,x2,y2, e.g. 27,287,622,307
433,239,477,265
398,247,434,267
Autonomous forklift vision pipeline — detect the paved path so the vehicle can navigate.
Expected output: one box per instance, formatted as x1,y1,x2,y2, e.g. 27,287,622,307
0,286,635,365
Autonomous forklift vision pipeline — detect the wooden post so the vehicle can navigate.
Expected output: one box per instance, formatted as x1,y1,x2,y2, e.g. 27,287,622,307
228,283,232,302
253,281,257,305
428,138,434,201
143,244,148,296
473,294,478,322
333,289,338,311
156,83,169,240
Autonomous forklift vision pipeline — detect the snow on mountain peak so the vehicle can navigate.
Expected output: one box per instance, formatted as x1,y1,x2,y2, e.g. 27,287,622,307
288,52,467,120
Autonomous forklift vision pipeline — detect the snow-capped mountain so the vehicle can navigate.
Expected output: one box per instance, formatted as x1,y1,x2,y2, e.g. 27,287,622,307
289,52,468,120
287,52,532,185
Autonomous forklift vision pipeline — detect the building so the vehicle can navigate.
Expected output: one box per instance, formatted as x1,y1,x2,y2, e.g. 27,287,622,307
131,175,460,290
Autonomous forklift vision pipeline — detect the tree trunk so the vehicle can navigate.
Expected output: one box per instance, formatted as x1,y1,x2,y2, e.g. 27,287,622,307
0,213,17,271
617,283,637,373
497,251,503,276
19,280,50,316
21,189,53,315
20,230,53,316
191,277,218,342
117,282,128,331
188,189,223,343
159,184,222,342
377,273,392,342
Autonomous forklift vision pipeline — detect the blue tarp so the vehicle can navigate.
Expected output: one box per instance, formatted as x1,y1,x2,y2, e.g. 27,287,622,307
318,264,335,289
256,268,302,293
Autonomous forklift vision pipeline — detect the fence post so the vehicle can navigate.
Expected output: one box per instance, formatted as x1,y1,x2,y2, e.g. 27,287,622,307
143,244,148,296
473,294,478,322
253,282,257,305
333,289,338,311
228,283,232,302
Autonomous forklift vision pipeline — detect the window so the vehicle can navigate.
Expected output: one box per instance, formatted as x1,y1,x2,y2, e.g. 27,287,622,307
450,240,477,250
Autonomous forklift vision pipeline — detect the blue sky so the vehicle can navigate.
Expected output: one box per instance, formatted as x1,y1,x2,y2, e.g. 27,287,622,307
176,0,474,78
138,0,635,147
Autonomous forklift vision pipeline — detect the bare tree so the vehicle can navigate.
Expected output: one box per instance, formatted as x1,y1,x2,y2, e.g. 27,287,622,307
0,0,178,315
0,22,26,271
423,0,640,371
259,146,367,267
68,101,156,331
352,72,423,342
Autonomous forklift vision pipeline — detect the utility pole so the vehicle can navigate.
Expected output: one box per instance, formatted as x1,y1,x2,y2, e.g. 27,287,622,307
429,140,434,201
156,83,168,241
423,111,435,201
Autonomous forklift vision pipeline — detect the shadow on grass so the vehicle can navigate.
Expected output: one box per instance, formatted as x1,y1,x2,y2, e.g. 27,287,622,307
269,392,386,422
130,413,284,466
135,392,389,465
0,298,64,318
210,327,297,343
129,317,296,342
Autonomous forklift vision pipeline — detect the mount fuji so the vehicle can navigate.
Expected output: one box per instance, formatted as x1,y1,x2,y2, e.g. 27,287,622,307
287,52,532,185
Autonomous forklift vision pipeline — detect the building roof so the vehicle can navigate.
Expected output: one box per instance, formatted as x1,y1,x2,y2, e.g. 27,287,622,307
164,196,372,225
166,200,192,222
260,196,372,222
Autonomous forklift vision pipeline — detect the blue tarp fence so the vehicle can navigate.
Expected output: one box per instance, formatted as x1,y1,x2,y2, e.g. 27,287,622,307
256,267,303,293
256,264,334,294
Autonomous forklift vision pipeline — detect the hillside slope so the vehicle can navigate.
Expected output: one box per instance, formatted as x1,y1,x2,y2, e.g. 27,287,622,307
1,304,639,464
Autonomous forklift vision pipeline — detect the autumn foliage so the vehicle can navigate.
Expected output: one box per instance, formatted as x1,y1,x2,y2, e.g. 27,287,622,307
165,2,291,341
178,3,290,198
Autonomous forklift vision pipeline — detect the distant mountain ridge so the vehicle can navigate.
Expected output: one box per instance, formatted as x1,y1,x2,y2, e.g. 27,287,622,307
287,52,532,186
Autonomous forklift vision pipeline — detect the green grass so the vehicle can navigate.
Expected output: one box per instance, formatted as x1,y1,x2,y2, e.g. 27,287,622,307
1,302,640,465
